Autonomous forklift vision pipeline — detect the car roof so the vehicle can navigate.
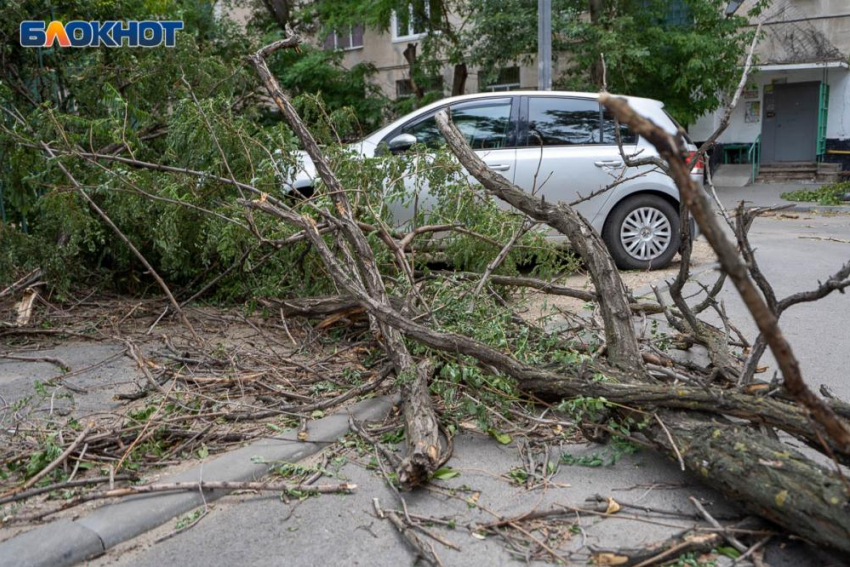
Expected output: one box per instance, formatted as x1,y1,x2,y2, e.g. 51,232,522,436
422,90,664,109
366,90,667,145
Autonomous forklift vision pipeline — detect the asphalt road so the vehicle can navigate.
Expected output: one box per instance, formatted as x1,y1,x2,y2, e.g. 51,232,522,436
696,210,850,394
79,211,850,567
2,203,846,567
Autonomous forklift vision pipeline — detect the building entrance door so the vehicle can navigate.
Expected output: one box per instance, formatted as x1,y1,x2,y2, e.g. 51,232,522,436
761,82,819,164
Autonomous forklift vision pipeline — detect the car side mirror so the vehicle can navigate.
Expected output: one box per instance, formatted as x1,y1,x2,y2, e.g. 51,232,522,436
388,133,417,154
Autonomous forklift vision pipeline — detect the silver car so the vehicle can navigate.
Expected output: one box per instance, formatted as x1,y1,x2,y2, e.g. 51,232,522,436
290,91,703,270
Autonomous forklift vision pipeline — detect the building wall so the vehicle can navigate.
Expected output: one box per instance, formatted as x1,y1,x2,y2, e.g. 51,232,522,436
335,26,540,99
690,1,850,169
214,2,540,98
741,0,850,63
690,66,850,144
336,27,411,99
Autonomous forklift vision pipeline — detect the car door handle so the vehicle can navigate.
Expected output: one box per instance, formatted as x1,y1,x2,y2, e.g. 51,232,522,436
594,160,623,168
487,164,511,172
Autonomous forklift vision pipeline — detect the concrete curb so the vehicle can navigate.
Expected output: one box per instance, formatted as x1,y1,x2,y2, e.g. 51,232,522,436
0,395,397,567
784,204,850,214
719,200,850,214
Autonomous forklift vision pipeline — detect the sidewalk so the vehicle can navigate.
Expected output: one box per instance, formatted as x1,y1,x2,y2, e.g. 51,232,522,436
713,182,850,213
0,395,397,567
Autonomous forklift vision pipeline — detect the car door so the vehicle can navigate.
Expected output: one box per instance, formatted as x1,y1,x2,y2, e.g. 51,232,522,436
512,96,637,226
382,97,518,228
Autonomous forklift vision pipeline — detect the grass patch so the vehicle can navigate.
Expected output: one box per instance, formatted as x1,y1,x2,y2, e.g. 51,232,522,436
781,181,850,206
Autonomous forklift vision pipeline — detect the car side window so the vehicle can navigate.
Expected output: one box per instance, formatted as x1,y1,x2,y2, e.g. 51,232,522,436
402,99,513,150
402,114,443,149
601,109,638,145
526,97,602,146
524,98,638,146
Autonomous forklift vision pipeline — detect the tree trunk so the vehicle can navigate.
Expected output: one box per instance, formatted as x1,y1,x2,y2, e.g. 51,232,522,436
260,0,291,31
589,0,606,88
403,44,426,102
398,360,441,488
647,411,850,554
451,63,467,96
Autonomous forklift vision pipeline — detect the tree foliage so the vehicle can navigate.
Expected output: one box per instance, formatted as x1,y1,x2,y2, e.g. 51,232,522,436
553,0,770,125
312,0,768,124
0,0,384,294
0,0,567,300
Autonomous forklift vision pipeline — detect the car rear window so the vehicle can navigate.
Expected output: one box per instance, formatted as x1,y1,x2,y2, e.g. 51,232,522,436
662,110,694,144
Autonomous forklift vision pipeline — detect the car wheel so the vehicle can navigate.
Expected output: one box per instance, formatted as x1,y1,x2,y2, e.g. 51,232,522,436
602,194,680,270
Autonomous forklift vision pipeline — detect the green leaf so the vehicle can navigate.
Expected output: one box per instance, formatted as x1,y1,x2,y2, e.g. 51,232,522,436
311,410,325,419
488,428,512,445
717,546,741,559
432,467,460,480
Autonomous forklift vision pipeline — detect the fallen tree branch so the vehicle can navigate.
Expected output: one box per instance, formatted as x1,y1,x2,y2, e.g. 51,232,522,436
742,259,850,384
434,109,644,373
41,142,201,343
600,93,850,452
0,101,203,344
373,497,443,566
10,422,92,495
689,496,747,553
248,28,444,488
0,354,70,373
593,530,724,567
0,474,137,506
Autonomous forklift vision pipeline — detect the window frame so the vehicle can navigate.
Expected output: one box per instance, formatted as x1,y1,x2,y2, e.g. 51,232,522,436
396,79,415,99
325,25,364,51
391,3,431,42
519,96,638,148
483,67,522,93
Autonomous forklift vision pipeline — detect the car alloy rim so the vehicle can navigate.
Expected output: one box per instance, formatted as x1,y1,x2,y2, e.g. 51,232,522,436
619,206,672,261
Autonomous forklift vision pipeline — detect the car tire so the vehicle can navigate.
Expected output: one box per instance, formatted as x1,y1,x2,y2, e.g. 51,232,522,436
602,194,680,270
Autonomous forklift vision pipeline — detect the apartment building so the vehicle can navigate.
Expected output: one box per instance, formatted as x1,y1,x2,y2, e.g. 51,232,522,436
322,18,539,100
689,0,850,178
323,1,850,178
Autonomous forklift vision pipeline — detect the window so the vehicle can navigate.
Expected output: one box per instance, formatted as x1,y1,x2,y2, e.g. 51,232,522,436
602,109,638,145
401,99,512,150
395,77,443,99
666,0,692,27
392,1,439,41
525,98,636,146
526,98,602,146
396,80,415,98
323,25,364,50
483,67,521,92
725,1,744,16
